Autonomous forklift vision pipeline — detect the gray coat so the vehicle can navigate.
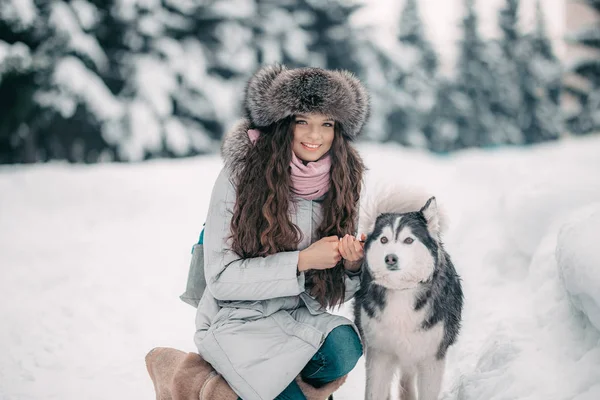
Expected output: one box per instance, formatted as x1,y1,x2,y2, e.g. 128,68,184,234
183,120,362,400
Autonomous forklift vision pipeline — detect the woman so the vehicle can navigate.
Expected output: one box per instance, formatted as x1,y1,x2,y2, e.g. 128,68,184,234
146,64,370,400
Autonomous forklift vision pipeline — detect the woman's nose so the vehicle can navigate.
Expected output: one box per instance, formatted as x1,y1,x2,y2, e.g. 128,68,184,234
307,125,322,139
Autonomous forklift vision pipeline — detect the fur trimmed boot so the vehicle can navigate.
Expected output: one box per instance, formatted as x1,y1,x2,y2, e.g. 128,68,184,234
295,375,347,400
145,347,237,400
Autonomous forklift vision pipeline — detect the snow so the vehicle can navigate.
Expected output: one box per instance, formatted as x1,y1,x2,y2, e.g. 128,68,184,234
211,0,255,19
49,2,109,72
0,0,38,29
70,0,100,31
1,136,600,400
48,56,124,121
164,118,192,156
125,99,162,161
556,204,600,332
132,55,176,118
0,41,32,75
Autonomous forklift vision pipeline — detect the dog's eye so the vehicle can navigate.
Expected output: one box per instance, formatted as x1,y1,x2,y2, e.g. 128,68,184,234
404,237,414,244
380,236,388,244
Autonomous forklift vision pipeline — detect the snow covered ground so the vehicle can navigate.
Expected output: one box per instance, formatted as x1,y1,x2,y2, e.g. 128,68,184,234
1,136,600,400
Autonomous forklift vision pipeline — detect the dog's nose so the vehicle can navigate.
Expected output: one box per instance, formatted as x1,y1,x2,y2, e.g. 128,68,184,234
385,254,398,269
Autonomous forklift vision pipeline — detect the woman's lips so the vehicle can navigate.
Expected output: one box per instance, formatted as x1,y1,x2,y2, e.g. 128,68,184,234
301,143,321,151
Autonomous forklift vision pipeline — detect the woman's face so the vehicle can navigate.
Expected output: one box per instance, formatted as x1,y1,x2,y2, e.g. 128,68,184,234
292,113,335,162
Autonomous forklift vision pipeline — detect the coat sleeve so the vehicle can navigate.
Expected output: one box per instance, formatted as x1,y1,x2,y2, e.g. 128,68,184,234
343,266,362,302
203,168,305,301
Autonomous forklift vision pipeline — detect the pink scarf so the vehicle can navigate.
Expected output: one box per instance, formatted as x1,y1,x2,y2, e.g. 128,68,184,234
248,129,331,200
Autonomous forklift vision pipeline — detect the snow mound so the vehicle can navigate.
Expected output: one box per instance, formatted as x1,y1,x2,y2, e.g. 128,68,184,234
502,177,600,258
556,203,600,332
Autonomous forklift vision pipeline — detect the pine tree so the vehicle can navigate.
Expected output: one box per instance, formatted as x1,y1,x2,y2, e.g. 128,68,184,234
426,80,463,153
0,0,45,163
100,0,225,161
455,0,496,148
520,0,562,143
276,0,363,72
565,0,600,135
491,0,524,145
0,0,119,163
350,31,398,142
386,0,440,147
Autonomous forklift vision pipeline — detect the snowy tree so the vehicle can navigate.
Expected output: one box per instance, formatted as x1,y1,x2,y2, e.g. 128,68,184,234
489,0,525,145
565,0,600,135
0,0,118,163
0,0,44,163
90,0,224,160
292,0,363,72
350,30,399,142
455,0,496,148
425,80,464,153
519,0,562,143
490,0,561,145
385,0,440,147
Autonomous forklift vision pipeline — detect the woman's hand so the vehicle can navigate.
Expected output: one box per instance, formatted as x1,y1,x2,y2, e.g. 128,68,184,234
340,234,365,272
298,236,342,272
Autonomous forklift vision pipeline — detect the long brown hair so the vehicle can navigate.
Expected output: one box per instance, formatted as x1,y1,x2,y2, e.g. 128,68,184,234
230,116,364,308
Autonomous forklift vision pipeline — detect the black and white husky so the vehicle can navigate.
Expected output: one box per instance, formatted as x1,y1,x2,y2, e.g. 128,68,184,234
354,191,463,400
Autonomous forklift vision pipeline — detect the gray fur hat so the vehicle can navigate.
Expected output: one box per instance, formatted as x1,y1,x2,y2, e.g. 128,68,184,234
244,64,370,138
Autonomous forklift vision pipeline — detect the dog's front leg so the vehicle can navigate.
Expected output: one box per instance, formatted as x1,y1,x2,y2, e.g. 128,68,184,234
399,369,417,400
364,347,396,400
416,358,445,400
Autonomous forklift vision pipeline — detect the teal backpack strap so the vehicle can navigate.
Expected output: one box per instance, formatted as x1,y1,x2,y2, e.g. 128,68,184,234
182,223,207,307
198,226,205,244
193,223,205,253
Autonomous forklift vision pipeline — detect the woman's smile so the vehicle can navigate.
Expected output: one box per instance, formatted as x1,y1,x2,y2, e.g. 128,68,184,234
301,142,322,151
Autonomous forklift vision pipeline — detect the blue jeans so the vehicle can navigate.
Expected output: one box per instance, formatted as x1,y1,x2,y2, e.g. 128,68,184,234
236,325,362,400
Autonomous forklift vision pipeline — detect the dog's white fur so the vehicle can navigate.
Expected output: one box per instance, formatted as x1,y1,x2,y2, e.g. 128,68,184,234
361,289,445,400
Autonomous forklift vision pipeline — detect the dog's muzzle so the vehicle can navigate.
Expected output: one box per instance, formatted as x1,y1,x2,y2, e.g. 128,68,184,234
385,254,399,270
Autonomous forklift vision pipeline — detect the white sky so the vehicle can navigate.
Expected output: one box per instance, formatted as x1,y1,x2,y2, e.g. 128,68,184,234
352,0,566,75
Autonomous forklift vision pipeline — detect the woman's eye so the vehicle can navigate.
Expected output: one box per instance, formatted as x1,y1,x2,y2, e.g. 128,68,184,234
380,236,388,244
323,122,333,127
404,237,414,244
295,120,307,125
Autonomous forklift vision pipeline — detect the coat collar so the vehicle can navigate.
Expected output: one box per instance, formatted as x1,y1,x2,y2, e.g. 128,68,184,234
220,118,253,179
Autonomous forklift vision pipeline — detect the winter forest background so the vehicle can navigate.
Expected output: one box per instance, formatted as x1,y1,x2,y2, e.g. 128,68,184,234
0,0,598,164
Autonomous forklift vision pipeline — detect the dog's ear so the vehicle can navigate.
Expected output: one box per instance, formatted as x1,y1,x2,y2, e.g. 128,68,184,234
420,197,440,237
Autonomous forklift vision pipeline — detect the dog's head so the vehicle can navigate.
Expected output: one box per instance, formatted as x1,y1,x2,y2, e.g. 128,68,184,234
363,197,441,290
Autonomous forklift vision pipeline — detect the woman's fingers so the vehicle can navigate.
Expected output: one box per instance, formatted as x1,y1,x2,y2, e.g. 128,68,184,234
338,237,348,259
340,234,357,261
354,238,363,253
335,234,366,262
348,235,358,258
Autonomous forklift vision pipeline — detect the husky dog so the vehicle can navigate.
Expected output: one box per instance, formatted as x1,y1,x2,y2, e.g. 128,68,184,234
354,194,463,400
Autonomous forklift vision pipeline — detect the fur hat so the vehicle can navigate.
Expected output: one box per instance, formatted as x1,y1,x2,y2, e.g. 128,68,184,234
244,64,370,138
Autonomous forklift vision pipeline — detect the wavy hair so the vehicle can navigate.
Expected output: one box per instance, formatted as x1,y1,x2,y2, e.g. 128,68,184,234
229,116,364,308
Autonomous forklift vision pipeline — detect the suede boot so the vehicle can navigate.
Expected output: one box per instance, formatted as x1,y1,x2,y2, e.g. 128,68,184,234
296,375,347,400
145,347,237,400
